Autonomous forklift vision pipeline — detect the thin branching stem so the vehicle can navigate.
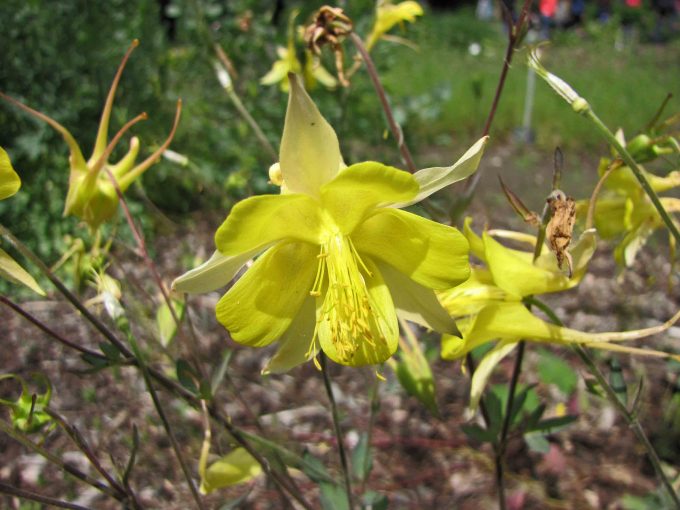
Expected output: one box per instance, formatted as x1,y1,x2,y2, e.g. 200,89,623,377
527,296,680,507
584,109,680,245
320,353,353,509
125,332,205,510
0,224,313,510
349,32,416,173
0,295,110,361
0,420,119,499
463,0,533,201
0,481,92,510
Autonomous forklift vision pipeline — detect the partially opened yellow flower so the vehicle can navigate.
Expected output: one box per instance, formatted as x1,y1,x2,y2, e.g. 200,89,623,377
577,148,680,267
365,0,424,51
0,40,181,230
440,220,680,408
174,74,487,371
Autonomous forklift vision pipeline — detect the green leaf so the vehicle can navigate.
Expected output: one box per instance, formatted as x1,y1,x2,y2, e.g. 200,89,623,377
176,359,199,395
361,491,389,510
524,432,550,454
99,342,121,362
0,373,53,433
537,349,578,395
156,297,185,347
531,415,578,434
0,248,45,296
461,423,496,444
0,146,21,200
319,482,350,510
351,432,372,482
394,325,439,417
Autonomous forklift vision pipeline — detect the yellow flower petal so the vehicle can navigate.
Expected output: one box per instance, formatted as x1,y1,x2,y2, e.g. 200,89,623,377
0,248,46,296
353,208,469,289
317,258,398,366
215,194,322,256
321,162,418,234
280,74,342,196
200,448,262,494
216,241,317,347
172,248,265,294
262,297,317,374
378,262,459,334
394,136,488,208
0,147,21,200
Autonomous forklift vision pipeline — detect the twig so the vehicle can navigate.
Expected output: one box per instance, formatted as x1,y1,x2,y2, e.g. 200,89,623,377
527,296,680,508
349,32,416,173
0,481,92,510
45,408,140,508
124,330,205,510
0,224,313,509
320,353,353,509
0,420,118,499
462,0,533,201
0,296,110,362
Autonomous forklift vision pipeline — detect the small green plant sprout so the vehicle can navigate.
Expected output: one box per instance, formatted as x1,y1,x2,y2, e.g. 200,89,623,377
0,373,53,433
261,9,338,92
0,147,45,295
439,218,680,409
0,40,182,231
365,0,424,51
174,73,487,370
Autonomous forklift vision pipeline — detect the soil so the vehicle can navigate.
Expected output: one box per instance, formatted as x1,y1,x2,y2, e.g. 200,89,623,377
1,142,679,509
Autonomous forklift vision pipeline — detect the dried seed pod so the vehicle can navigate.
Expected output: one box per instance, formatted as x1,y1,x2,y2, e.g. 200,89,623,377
546,189,576,277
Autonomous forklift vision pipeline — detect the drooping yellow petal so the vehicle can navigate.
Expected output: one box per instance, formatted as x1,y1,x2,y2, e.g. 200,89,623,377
215,194,323,256
173,247,267,294
437,268,512,317
394,136,488,208
463,217,487,262
484,233,574,297
0,248,46,296
442,301,680,361
321,162,418,234
469,340,518,410
352,208,469,289
262,297,317,374
316,255,398,366
200,448,262,494
378,262,459,335
216,242,317,347
0,147,21,200
279,74,342,197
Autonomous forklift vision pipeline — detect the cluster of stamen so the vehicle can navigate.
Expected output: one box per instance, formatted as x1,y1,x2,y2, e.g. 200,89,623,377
308,234,384,364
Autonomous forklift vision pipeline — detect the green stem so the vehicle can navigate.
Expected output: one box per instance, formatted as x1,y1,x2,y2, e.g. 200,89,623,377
585,110,680,245
349,32,416,173
527,296,680,507
124,327,205,510
0,224,312,510
320,353,353,509
0,481,91,510
0,420,119,499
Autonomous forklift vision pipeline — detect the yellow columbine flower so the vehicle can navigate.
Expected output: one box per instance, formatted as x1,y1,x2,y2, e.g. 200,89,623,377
0,147,45,295
439,220,680,409
576,143,680,267
174,74,487,371
0,40,181,230
365,0,424,52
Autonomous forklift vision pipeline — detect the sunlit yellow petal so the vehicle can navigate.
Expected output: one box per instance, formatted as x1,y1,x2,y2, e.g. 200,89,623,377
321,162,418,234
262,297,317,374
280,74,342,196
0,147,21,200
215,194,322,256
216,242,317,347
353,208,469,289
